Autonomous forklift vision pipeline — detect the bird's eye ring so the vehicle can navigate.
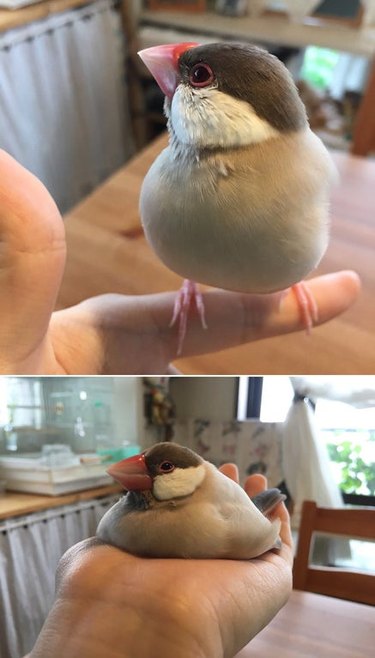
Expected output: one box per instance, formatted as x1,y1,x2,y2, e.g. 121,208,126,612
189,63,214,88
159,461,175,473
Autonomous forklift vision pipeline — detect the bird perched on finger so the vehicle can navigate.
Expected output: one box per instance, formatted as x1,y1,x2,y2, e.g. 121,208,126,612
96,442,285,559
138,42,337,353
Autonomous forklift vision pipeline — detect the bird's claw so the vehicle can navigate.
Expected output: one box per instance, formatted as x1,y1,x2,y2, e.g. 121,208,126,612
291,281,319,334
170,279,207,355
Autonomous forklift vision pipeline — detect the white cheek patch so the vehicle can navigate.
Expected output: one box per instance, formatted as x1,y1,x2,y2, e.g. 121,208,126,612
170,86,279,149
153,464,206,501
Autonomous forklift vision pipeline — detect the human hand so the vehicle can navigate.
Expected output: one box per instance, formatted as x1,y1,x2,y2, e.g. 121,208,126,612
0,150,360,374
30,468,293,658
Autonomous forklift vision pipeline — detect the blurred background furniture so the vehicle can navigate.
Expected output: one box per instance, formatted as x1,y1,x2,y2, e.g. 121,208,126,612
352,59,375,155
293,500,375,605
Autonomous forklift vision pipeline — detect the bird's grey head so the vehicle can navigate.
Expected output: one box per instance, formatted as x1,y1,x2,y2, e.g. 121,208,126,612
139,42,307,150
144,442,205,501
144,442,202,473
108,443,206,506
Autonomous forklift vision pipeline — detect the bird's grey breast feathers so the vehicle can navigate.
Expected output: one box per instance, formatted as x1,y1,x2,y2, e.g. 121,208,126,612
140,129,333,293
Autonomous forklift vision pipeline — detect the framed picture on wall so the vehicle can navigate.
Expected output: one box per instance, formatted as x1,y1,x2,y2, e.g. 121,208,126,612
148,0,206,11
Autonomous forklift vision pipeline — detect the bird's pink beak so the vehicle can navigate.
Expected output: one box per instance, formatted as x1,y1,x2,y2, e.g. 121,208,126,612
107,453,153,491
138,42,200,98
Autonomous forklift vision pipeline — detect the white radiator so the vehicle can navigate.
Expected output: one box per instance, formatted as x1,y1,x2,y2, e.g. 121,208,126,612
0,0,134,213
0,494,119,658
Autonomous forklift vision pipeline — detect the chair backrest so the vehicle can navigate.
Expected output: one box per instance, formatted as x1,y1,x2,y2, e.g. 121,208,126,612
293,500,375,605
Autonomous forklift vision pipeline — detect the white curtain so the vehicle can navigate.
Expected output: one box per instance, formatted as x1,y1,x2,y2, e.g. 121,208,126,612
0,494,119,658
0,0,134,213
282,376,375,528
290,376,375,409
282,392,342,530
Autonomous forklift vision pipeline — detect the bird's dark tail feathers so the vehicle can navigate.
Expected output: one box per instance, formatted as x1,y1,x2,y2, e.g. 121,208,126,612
251,488,286,516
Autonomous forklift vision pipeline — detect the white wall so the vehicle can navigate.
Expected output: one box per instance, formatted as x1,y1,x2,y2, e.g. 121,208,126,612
112,378,144,447
170,377,237,421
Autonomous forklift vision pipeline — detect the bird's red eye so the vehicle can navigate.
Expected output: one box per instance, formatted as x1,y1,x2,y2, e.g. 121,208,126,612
159,461,175,473
189,63,214,88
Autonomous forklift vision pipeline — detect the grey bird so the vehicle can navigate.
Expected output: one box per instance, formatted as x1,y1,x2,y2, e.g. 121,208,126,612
96,442,286,559
138,42,337,352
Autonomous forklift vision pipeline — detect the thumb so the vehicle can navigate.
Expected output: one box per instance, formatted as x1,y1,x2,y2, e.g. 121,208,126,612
0,151,66,370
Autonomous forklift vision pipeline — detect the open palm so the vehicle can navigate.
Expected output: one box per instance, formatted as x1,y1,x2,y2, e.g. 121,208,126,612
31,469,293,658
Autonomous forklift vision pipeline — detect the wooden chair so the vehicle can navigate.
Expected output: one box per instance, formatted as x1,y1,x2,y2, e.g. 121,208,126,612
119,1,150,149
352,58,375,157
293,500,375,605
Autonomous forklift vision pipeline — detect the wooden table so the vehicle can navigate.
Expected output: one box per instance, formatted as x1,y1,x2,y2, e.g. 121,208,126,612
236,590,375,658
58,133,375,374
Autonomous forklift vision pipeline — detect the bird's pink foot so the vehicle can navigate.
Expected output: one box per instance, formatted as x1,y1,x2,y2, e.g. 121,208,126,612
291,281,318,334
170,279,207,355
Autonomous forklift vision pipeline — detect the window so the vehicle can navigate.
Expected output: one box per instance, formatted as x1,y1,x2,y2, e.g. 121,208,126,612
316,400,375,501
238,376,375,502
237,376,294,422
236,377,264,419
0,378,44,449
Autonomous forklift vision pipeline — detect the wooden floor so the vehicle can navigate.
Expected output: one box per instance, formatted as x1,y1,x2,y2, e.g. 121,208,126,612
58,133,375,374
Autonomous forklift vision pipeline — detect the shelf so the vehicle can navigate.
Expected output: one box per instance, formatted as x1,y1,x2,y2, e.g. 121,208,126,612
0,483,122,520
140,9,375,58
